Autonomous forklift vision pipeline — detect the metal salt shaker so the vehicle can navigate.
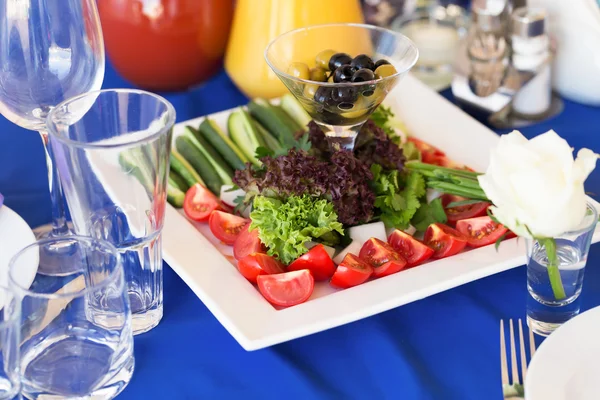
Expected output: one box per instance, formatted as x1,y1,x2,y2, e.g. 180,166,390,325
510,7,552,118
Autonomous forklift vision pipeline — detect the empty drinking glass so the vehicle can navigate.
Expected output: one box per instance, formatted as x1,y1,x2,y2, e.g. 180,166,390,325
0,287,20,399
46,89,175,335
9,236,134,399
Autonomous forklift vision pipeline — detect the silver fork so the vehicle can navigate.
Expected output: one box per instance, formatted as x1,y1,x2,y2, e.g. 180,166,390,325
500,319,537,398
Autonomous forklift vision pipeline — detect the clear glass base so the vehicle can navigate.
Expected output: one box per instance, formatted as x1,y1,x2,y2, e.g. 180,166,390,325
526,291,581,337
21,342,134,399
131,306,163,336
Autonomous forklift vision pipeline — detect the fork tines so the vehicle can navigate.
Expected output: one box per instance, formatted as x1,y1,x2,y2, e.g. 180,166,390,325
500,319,536,388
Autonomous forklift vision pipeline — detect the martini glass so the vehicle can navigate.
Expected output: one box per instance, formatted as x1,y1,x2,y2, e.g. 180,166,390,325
265,23,418,151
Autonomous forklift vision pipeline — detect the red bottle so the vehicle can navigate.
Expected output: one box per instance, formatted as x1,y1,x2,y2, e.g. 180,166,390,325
98,0,234,91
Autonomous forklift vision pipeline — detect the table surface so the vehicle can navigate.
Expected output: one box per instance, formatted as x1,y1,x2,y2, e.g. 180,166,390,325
2,62,600,400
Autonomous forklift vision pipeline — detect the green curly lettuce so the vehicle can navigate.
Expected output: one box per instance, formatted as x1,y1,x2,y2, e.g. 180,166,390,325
249,195,344,264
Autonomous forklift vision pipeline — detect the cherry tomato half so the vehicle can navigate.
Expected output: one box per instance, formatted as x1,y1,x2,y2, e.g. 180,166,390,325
257,269,314,307
441,194,490,226
233,226,265,261
387,229,434,267
287,244,336,281
237,253,285,284
183,183,224,222
358,238,403,267
208,210,250,245
423,223,468,259
456,216,509,248
330,254,373,289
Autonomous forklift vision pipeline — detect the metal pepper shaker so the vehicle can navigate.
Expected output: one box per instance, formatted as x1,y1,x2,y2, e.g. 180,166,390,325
465,0,510,97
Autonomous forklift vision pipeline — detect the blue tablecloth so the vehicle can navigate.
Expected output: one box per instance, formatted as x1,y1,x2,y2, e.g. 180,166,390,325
2,62,600,400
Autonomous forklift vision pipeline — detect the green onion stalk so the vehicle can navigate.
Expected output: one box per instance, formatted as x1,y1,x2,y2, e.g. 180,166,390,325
405,161,566,301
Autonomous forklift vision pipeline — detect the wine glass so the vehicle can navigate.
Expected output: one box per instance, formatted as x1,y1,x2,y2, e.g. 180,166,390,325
0,0,105,275
265,23,418,151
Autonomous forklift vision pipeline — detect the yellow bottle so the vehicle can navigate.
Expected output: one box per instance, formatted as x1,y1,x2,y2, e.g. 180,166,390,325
225,0,364,99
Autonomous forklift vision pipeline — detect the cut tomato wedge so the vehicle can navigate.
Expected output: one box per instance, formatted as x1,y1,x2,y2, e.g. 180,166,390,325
257,269,314,307
287,244,336,281
237,253,285,284
208,210,250,245
441,194,490,226
233,226,265,260
358,238,404,267
423,223,468,259
183,183,224,222
387,229,434,267
456,216,509,248
330,254,373,289
373,260,406,278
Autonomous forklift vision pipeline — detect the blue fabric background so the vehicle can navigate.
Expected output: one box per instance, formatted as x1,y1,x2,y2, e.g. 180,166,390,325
2,61,600,400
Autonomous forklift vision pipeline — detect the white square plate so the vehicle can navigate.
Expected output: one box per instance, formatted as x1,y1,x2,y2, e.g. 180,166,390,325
162,75,600,351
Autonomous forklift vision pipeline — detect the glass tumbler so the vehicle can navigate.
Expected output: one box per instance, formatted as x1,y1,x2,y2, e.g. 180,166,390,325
9,236,134,399
526,202,598,336
46,89,175,335
0,287,20,400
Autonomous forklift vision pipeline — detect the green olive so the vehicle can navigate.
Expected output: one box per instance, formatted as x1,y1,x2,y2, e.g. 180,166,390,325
304,83,318,98
327,74,334,83
309,67,328,82
287,62,310,80
316,49,336,70
374,64,397,79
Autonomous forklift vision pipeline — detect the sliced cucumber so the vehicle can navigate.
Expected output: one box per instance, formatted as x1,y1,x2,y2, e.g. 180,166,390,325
281,93,312,129
198,118,248,170
247,99,296,147
254,120,282,152
169,169,189,192
228,109,263,166
272,103,302,133
184,126,233,185
167,180,186,208
175,135,222,195
170,151,205,187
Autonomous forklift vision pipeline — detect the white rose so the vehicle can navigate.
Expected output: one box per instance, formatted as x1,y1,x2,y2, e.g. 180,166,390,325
477,130,598,238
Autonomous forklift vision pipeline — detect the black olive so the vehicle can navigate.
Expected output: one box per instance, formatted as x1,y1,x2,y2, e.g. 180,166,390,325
351,68,375,83
333,65,354,83
362,87,375,97
331,86,357,104
350,54,375,71
374,59,390,69
328,52,352,71
314,86,334,106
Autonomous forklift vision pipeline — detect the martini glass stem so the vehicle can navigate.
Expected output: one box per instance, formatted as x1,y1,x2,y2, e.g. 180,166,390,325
39,130,70,237
322,122,363,151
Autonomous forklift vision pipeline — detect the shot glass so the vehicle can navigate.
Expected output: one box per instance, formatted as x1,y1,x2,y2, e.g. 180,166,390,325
47,89,175,335
526,202,598,336
9,236,134,399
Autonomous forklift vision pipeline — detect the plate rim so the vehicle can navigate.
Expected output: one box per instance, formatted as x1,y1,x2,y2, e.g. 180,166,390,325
525,305,600,400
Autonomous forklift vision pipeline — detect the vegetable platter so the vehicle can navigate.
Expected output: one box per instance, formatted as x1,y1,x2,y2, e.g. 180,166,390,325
161,75,600,351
